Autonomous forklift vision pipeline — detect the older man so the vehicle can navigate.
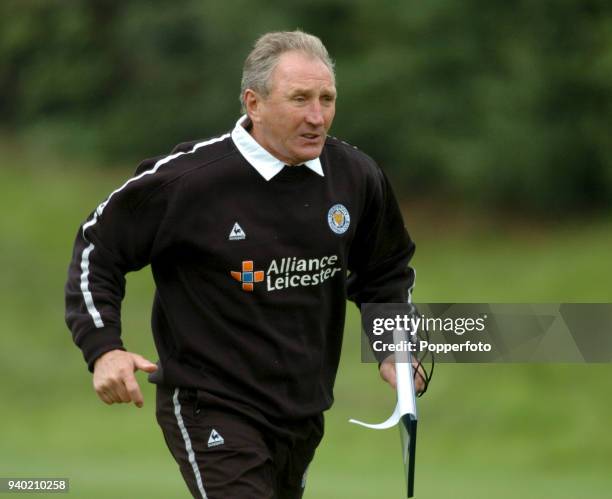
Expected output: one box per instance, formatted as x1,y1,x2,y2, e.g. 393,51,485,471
65,30,422,498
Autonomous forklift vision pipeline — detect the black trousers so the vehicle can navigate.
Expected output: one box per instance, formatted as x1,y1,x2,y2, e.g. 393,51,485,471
156,386,323,499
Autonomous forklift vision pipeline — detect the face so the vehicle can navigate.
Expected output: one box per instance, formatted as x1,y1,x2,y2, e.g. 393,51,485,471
245,51,337,166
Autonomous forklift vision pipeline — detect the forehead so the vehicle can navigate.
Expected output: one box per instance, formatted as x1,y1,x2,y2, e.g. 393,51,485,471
269,51,335,92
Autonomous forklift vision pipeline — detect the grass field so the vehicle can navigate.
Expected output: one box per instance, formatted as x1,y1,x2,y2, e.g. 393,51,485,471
1,143,611,498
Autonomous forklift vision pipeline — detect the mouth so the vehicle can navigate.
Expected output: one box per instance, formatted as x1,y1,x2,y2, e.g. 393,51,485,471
300,133,322,142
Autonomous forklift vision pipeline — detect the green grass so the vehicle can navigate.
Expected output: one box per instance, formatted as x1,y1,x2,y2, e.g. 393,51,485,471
1,143,611,498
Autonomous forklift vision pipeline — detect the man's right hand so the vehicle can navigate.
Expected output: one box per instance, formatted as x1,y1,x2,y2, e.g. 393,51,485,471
92,349,158,408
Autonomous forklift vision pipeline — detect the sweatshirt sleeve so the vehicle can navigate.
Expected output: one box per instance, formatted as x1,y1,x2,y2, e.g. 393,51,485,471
64,161,169,371
347,165,415,306
347,164,417,362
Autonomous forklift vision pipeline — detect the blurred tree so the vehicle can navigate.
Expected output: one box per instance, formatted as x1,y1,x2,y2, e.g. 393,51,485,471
1,0,610,213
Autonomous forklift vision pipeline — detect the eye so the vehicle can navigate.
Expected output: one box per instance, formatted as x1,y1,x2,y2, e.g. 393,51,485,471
293,95,306,103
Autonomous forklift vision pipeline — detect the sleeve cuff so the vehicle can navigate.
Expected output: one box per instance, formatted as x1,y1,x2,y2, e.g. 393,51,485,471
77,327,125,372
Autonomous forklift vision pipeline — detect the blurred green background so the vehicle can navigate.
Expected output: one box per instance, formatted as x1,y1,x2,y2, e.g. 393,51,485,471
1,1,611,498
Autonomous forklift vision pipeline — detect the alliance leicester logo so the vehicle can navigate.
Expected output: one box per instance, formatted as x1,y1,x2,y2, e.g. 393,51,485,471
231,255,342,292
231,260,264,292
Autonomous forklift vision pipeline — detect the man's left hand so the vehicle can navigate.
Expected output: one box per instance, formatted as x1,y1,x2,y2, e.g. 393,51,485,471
379,354,426,394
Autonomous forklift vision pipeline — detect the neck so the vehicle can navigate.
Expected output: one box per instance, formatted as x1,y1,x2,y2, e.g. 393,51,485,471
247,122,300,166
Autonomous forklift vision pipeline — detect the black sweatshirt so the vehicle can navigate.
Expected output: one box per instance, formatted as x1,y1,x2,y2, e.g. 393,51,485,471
65,116,416,424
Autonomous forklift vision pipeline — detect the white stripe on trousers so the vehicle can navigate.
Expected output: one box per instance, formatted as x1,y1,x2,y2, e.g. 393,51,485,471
173,388,208,498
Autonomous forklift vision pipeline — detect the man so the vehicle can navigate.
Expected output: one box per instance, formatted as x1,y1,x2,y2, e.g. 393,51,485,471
65,30,424,498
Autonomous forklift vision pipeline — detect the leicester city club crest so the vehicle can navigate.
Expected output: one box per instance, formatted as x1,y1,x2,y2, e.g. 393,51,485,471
328,204,350,234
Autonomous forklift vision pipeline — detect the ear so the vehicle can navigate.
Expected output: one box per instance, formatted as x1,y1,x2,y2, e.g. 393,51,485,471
244,89,263,124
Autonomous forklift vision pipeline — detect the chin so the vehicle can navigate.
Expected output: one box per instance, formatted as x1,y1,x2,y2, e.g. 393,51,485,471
293,146,324,163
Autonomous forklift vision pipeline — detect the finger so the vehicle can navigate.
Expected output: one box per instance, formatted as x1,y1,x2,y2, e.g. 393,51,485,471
98,390,113,405
114,379,132,403
100,378,129,404
124,375,144,408
413,364,427,393
415,376,425,393
105,385,124,404
380,364,397,389
106,388,123,404
132,354,158,373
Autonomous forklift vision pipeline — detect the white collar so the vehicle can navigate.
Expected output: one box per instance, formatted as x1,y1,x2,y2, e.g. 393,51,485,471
231,115,324,181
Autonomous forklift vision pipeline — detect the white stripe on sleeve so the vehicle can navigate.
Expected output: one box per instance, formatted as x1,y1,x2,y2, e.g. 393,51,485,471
78,134,230,328
80,243,104,328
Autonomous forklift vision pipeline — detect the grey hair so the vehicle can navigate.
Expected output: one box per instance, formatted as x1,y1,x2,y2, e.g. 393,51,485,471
240,30,335,112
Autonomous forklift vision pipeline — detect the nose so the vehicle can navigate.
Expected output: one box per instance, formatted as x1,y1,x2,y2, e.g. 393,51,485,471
305,101,325,127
